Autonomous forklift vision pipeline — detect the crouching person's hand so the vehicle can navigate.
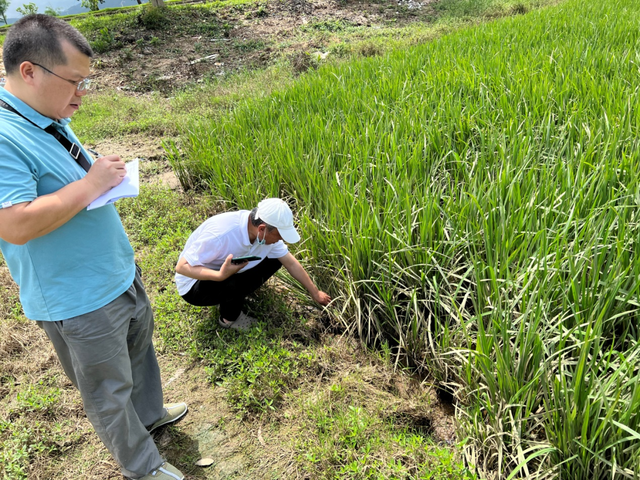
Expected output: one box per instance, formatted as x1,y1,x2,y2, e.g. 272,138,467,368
218,254,247,280
313,290,332,306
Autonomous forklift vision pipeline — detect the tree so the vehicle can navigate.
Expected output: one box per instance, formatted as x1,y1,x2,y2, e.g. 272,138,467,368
0,0,9,25
16,1,37,15
79,0,104,11
44,5,61,15
150,0,164,6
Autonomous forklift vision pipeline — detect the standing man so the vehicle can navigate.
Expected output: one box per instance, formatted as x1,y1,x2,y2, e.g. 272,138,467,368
0,15,186,480
176,198,331,329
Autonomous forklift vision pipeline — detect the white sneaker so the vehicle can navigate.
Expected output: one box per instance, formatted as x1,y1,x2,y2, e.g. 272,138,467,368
218,311,258,331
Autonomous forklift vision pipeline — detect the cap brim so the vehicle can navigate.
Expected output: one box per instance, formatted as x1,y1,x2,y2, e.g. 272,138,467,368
279,226,301,244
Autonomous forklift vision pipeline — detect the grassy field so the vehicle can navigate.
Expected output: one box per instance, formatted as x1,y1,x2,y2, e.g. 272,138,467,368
2,0,619,478
169,0,640,477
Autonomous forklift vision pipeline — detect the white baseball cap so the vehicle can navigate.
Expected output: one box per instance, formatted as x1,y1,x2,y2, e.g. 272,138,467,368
255,198,301,244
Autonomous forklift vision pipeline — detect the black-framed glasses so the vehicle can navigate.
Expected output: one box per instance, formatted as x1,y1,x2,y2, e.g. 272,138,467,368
32,62,92,92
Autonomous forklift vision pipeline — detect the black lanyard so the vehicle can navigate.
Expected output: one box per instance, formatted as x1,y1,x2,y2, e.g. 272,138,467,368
0,99,92,172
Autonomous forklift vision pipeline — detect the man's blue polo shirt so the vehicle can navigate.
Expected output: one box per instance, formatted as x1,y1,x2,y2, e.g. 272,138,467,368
0,87,135,321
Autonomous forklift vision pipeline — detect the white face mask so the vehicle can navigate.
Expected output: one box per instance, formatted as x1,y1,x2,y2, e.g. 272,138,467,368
255,229,266,246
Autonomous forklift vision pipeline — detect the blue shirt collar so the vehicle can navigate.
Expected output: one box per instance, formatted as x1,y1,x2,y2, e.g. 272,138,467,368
0,86,71,129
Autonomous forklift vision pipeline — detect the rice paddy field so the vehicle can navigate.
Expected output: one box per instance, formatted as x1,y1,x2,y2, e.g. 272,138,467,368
168,0,640,477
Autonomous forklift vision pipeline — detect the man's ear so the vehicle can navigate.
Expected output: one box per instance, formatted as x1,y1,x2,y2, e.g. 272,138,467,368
19,61,37,86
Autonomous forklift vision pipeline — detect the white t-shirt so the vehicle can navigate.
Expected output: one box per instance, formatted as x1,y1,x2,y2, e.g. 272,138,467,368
175,210,289,295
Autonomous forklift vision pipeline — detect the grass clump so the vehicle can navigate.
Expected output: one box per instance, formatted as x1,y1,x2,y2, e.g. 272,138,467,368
170,0,640,477
435,0,542,19
138,4,170,30
301,19,354,33
14,383,61,415
199,318,314,416
0,419,77,479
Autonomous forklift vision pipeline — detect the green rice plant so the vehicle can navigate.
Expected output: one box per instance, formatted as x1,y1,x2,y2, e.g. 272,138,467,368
169,0,640,477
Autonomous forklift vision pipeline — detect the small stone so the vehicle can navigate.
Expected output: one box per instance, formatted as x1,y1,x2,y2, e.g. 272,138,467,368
195,457,215,467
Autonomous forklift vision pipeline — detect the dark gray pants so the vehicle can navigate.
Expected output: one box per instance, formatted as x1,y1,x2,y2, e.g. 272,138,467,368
37,271,164,479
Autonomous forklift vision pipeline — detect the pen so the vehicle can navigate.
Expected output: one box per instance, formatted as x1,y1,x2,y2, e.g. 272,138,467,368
87,148,103,159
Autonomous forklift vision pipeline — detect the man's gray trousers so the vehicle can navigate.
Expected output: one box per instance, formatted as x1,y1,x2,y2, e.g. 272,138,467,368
37,270,164,479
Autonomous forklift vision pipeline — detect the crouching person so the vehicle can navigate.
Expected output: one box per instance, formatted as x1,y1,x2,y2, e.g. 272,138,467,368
175,198,331,329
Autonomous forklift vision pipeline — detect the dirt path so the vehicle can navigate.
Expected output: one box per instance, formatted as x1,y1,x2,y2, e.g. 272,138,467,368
153,354,282,480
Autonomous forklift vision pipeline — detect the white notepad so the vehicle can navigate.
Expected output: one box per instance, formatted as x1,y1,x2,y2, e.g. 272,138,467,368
87,158,140,211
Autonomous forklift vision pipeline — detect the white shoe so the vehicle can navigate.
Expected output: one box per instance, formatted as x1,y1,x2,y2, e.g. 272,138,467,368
218,311,258,331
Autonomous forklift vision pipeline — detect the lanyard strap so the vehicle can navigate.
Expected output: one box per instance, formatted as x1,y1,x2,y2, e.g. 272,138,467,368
0,99,92,173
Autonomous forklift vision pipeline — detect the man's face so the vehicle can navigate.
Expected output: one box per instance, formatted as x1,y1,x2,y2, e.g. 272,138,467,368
258,225,283,245
31,40,91,120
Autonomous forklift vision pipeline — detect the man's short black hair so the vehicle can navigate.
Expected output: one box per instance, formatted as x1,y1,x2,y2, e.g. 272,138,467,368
3,14,93,75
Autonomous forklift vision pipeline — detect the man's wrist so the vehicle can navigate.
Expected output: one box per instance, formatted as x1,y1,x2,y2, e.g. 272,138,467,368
212,269,228,281
77,177,103,205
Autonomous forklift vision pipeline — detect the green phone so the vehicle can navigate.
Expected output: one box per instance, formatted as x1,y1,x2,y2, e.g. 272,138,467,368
231,255,262,265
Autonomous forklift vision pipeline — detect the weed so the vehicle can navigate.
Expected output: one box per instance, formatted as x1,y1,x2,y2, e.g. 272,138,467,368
301,19,351,33
138,5,170,30
289,51,316,74
255,3,268,17
120,47,134,63
356,41,383,57
511,2,528,14
90,27,116,54
14,383,61,415
233,39,266,52
329,42,352,58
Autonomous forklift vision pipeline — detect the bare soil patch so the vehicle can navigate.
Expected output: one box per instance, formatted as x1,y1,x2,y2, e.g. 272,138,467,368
89,136,181,188
87,0,439,93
